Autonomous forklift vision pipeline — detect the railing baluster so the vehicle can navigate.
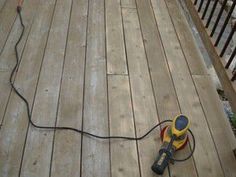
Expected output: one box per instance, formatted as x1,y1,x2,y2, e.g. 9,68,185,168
215,1,236,46
206,0,219,28
194,0,198,5
210,0,228,37
198,0,204,12
220,23,236,57
202,0,211,20
226,46,236,69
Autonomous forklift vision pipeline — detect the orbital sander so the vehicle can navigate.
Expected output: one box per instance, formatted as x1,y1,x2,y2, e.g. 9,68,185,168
152,115,190,175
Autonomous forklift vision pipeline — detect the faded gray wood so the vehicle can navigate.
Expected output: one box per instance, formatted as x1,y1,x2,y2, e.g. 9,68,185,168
106,0,127,74
193,75,236,177
164,0,207,75
151,0,225,176
0,1,235,177
136,0,198,176
0,0,39,124
0,0,6,14
20,0,72,176
0,0,56,176
122,8,160,177
121,0,136,8
0,0,17,52
81,0,110,177
50,0,88,177
108,75,140,177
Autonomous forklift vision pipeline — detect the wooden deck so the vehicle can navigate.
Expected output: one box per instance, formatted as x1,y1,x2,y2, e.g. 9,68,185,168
0,0,236,177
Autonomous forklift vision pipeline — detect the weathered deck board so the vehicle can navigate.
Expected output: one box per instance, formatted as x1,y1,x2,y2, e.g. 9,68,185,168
106,0,127,75
81,1,110,177
193,75,236,177
150,0,226,176
0,0,17,53
50,0,88,177
135,0,198,176
19,0,72,176
0,0,6,14
164,0,207,75
108,75,140,177
121,0,136,8
0,0,235,177
0,0,56,176
122,8,161,177
0,0,39,124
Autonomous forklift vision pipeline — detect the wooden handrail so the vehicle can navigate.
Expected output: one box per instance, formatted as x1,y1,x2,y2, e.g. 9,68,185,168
184,0,236,112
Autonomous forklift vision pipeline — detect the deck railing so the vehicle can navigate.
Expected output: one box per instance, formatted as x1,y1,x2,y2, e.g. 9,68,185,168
184,0,236,112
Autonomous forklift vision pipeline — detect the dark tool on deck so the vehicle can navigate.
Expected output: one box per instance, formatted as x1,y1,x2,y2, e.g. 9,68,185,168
152,115,190,175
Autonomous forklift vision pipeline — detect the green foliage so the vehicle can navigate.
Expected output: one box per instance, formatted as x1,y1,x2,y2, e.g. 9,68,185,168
231,113,236,128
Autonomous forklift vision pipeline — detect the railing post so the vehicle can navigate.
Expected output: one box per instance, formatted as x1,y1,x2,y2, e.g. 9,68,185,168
215,0,236,46
220,24,236,57
206,0,219,28
210,0,228,37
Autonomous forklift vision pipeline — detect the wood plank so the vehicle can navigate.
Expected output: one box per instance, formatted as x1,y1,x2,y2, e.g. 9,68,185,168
81,1,110,177
164,0,207,75
106,0,127,74
135,0,179,131
193,75,236,177
108,75,140,177
19,0,72,176
150,0,225,176
121,0,136,8
135,0,198,176
122,8,160,177
0,0,17,53
0,0,6,13
0,0,39,124
50,0,88,177
0,0,56,176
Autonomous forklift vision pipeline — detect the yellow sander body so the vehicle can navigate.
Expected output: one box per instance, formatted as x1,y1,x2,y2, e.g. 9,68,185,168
152,115,190,175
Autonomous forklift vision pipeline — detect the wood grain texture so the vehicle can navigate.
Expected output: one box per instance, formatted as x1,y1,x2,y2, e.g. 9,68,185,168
106,0,127,74
135,0,198,176
135,0,179,131
0,0,6,14
81,1,110,177
0,0,17,53
0,0,235,176
122,8,160,177
19,0,72,176
0,0,39,124
164,0,207,75
121,0,136,8
151,0,225,176
193,75,236,177
0,0,56,176
108,75,140,177
50,0,88,177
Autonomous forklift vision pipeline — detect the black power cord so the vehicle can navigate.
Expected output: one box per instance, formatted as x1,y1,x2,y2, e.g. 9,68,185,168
11,5,195,166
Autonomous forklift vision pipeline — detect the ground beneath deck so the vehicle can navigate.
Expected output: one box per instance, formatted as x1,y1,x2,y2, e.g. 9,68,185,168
0,0,236,177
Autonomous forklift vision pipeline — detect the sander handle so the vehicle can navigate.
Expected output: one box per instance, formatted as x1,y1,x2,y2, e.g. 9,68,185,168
152,135,176,175
151,150,172,175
